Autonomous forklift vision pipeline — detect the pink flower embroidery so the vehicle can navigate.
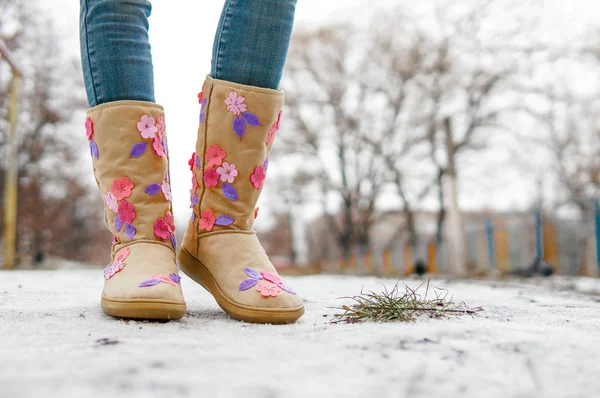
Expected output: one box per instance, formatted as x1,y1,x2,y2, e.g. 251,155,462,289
154,218,171,239
153,274,177,286
191,173,198,192
256,281,281,297
199,210,216,231
115,247,130,263
137,115,158,139
152,137,166,157
164,211,176,233
206,145,226,167
188,152,196,171
111,177,134,200
261,271,282,285
250,166,266,189
266,110,282,145
156,115,166,139
85,118,94,141
217,162,238,183
104,191,118,213
203,167,219,187
161,180,172,201
225,91,247,115
118,200,136,224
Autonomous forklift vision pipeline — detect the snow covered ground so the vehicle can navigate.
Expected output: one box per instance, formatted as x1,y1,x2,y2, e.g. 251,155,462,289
1,270,599,398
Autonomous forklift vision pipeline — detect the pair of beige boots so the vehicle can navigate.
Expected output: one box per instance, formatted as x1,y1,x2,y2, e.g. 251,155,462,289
88,77,303,324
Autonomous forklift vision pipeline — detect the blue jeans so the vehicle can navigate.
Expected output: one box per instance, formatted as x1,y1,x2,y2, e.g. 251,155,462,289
80,0,297,107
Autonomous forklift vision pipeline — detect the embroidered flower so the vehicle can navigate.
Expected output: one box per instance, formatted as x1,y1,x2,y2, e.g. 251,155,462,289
199,209,216,231
154,274,176,286
227,92,261,138
199,97,208,123
225,91,247,115
198,91,203,104
191,174,198,193
161,180,172,201
111,177,134,200
154,218,171,240
254,207,259,219
156,115,166,139
238,266,297,296
85,118,94,141
86,118,99,159
164,211,176,233
266,110,282,145
139,278,160,287
250,166,266,189
118,200,136,224
137,115,158,139
104,192,118,213
261,271,282,285
152,137,166,157
217,162,238,183
115,247,130,263
170,273,181,283
256,281,281,297
203,167,220,187
188,152,196,171
139,273,181,288
104,261,126,280
206,145,226,167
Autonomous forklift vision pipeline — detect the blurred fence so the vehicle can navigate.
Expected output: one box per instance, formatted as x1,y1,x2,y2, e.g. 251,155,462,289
329,210,600,277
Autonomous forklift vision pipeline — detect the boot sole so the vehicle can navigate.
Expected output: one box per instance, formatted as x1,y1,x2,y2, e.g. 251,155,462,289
178,246,304,324
101,297,186,320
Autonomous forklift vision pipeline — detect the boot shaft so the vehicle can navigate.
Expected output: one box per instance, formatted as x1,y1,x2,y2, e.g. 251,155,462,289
189,77,284,235
86,101,175,256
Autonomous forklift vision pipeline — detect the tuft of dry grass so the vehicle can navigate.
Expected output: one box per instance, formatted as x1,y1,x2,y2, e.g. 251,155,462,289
331,279,483,324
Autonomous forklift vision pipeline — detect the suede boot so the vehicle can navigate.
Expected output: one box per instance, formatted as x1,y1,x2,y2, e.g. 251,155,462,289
87,101,186,320
179,77,304,324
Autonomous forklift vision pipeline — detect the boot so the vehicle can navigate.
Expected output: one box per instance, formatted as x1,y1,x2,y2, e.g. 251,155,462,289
87,101,186,320
179,77,304,324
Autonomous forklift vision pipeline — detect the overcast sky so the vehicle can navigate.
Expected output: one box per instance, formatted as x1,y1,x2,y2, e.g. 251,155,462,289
46,0,600,228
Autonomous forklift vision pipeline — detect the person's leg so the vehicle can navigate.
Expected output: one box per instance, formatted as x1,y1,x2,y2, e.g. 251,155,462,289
210,0,297,90
180,1,304,324
80,0,155,106
79,0,186,320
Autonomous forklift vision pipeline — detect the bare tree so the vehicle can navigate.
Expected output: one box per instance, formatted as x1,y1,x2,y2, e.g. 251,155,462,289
414,1,525,275
281,25,391,267
1,0,108,266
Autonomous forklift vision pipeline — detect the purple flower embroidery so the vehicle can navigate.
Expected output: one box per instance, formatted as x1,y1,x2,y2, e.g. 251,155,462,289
238,266,296,296
199,98,207,123
130,142,147,158
139,278,160,287
170,273,181,284
90,140,99,159
222,184,239,201
145,178,171,201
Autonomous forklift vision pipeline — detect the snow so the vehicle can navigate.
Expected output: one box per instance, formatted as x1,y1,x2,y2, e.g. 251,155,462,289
1,270,599,398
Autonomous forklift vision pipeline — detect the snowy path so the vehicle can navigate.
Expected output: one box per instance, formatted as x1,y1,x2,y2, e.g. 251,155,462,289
1,270,599,398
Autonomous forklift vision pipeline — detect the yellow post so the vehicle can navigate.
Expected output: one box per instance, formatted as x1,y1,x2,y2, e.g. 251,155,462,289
1,40,23,270
3,75,21,269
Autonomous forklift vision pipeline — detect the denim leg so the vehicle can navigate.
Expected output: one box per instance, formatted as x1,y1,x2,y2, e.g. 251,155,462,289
80,0,155,107
211,0,297,90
